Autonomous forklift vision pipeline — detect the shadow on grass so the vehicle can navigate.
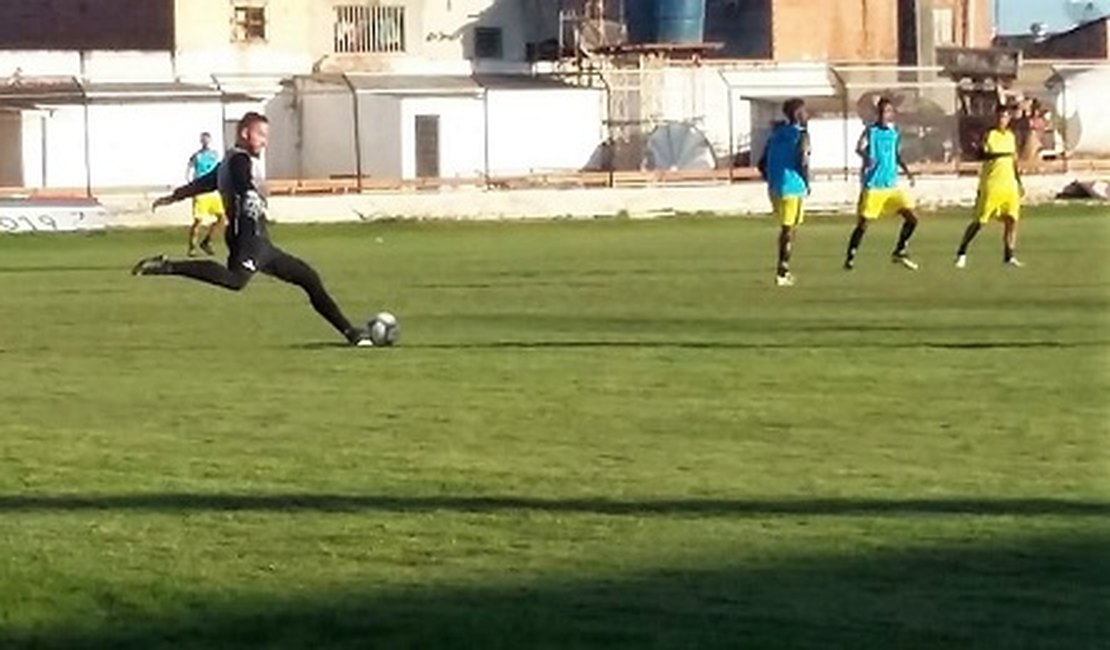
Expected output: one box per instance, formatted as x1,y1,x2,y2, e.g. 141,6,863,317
1,494,1107,517
1,534,1106,649
293,340,1108,351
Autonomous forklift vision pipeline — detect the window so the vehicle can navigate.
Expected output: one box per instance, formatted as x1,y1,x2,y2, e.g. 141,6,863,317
474,27,503,59
333,5,406,53
233,5,267,43
932,8,954,46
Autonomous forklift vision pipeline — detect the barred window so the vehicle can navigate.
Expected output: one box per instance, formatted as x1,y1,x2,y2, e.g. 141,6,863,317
232,5,267,43
334,5,406,53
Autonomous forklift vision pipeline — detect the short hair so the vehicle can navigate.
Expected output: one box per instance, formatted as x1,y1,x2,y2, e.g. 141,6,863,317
876,96,894,113
200,131,211,138
237,111,268,133
782,98,806,119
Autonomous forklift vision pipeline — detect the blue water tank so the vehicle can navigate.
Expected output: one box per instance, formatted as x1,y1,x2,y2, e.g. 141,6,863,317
626,0,706,44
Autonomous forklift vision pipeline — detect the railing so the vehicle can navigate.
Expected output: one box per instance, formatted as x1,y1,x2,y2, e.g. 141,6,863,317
13,159,1110,200
333,4,406,54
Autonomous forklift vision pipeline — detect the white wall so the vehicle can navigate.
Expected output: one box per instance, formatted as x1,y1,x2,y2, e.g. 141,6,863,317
358,94,403,179
18,101,225,189
485,88,605,174
38,107,86,188
298,87,359,180
20,114,45,188
82,51,176,80
87,103,226,188
264,91,300,180
270,84,609,182
399,95,485,178
0,51,77,77
0,50,174,80
807,118,860,172
173,0,319,80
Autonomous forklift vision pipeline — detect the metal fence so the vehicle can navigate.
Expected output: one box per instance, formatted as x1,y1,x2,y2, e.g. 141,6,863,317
3,63,1110,197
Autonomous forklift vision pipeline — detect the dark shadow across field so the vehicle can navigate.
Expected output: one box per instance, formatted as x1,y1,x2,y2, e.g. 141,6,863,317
1,494,1107,517
1,533,1105,649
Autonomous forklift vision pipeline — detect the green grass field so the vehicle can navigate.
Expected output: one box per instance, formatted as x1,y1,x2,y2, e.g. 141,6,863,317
0,206,1107,648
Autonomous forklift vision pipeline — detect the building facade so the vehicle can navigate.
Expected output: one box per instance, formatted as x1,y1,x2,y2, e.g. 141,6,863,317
704,0,991,63
0,0,557,80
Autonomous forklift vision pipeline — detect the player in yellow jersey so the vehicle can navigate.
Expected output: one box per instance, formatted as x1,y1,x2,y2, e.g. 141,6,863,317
955,105,1024,268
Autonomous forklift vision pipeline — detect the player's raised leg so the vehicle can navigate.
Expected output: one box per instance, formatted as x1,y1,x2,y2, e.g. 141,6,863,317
132,254,252,290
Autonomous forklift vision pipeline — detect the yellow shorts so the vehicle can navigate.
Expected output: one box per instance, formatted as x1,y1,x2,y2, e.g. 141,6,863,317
192,192,224,224
974,188,1021,223
771,195,805,227
858,188,915,220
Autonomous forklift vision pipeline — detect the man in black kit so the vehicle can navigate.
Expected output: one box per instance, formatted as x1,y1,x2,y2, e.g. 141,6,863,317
132,112,373,347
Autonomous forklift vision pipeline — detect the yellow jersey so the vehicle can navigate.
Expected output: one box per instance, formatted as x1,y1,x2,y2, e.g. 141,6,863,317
979,128,1019,192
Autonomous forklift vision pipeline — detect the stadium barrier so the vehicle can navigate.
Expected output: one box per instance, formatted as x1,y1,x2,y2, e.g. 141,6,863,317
29,170,1092,228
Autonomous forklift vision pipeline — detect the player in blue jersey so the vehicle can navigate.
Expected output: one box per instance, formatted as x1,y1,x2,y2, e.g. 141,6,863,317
844,98,920,271
757,98,810,287
186,132,225,257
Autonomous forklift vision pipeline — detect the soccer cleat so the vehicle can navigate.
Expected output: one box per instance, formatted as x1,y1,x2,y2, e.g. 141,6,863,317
843,258,855,271
775,273,795,287
892,254,919,271
1005,257,1024,268
199,240,216,256
954,254,968,269
346,327,374,347
131,254,169,276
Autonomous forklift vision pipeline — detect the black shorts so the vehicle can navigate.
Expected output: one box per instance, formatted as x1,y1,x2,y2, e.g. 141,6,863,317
226,234,283,275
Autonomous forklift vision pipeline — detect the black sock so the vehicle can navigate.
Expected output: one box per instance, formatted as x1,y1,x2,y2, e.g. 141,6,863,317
957,223,981,256
894,220,917,255
846,226,865,261
1004,245,1015,262
778,236,792,276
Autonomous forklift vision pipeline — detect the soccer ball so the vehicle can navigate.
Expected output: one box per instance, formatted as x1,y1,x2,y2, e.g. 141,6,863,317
368,312,400,347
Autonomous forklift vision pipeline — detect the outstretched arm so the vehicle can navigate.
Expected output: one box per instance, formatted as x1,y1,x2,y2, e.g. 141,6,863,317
152,167,218,210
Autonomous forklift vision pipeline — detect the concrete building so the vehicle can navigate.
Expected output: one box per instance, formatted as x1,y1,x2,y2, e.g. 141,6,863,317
267,73,605,182
995,17,1110,59
0,0,558,81
0,1,568,190
704,0,991,63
